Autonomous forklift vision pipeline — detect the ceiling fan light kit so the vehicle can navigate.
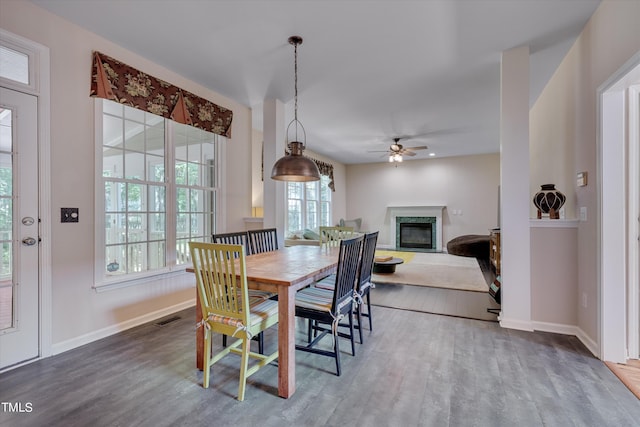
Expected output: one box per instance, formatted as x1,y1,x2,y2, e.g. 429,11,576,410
389,153,403,163
271,36,321,182
375,137,427,164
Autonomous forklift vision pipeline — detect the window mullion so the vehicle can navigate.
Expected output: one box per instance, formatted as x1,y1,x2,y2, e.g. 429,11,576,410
165,120,177,267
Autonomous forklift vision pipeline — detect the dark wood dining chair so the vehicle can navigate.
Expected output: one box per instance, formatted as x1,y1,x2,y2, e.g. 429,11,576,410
315,231,379,344
353,231,378,339
294,234,364,376
247,228,279,254
213,231,252,256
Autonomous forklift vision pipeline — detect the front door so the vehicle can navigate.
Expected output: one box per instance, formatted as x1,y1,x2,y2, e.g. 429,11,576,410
0,87,39,369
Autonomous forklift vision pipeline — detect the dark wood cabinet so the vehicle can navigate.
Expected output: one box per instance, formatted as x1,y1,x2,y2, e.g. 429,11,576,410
490,228,501,275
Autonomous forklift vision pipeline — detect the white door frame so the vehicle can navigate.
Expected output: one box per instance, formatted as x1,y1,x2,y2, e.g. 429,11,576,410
0,29,52,366
598,51,640,363
628,83,640,359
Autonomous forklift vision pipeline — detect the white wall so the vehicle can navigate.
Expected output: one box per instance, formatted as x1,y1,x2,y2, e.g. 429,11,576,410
530,223,578,327
346,153,500,247
0,1,253,350
529,0,640,344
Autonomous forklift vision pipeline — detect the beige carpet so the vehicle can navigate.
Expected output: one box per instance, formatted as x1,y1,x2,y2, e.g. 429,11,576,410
372,251,488,293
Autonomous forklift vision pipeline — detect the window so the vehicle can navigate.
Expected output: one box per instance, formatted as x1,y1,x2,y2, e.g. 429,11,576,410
96,99,220,286
286,175,331,235
0,46,29,85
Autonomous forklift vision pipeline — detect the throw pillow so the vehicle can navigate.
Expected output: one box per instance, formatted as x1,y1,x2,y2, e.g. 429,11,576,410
339,218,362,232
303,229,320,240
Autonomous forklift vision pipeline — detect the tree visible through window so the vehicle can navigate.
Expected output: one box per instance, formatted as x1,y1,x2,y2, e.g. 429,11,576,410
97,99,220,284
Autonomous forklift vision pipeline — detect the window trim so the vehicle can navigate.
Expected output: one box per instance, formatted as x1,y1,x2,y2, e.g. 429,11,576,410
93,99,223,291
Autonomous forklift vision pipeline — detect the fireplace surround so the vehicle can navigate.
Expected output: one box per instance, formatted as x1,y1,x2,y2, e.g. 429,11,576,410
387,205,445,252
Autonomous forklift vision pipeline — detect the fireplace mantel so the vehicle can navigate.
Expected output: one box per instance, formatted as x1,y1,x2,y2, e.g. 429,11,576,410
387,205,446,251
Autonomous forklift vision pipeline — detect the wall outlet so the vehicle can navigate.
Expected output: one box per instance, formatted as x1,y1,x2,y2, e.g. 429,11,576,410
579,207,587,222
582,292,588,308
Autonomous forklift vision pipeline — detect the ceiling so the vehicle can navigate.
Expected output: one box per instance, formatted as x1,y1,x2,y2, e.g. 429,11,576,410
32,0,601,164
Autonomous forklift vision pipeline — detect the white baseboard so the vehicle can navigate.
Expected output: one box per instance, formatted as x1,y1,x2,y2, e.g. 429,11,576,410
499,317,534,331
531,321,600,358
51,299,196,355
531,321,577,336
378,244,395,249
575,327,600,358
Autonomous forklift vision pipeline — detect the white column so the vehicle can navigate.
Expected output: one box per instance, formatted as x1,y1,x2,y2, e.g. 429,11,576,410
500,46,532,331
262,99,286,246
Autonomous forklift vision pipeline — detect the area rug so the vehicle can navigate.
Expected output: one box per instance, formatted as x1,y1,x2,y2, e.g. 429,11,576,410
372,251,488,293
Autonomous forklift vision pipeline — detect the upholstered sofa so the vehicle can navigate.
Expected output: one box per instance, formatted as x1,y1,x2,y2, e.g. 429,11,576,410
285,218,362,247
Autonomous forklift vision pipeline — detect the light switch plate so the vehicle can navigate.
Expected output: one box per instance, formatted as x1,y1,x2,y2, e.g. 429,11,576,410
61,207,79,223
579,206,587,222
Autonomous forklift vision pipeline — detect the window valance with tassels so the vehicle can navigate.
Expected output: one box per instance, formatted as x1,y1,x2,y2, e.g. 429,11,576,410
90,51,233,138
311,158,335,192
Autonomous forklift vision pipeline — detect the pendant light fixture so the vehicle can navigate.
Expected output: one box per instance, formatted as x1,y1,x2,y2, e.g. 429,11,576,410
271,36,321,182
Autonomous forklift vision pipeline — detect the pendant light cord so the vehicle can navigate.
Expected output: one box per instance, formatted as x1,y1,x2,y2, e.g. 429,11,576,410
293,41,298,141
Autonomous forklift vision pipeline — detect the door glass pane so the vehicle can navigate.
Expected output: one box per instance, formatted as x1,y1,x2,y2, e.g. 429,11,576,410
0,108,13,330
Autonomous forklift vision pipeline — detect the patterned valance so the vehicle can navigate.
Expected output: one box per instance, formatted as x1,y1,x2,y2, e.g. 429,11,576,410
90,51,233,138
311,158,335,192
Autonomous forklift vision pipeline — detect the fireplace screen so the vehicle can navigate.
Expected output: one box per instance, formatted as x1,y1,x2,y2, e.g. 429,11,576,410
399,223,433,249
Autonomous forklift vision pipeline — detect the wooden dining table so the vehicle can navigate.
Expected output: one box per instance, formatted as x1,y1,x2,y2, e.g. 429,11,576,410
191,244,339,399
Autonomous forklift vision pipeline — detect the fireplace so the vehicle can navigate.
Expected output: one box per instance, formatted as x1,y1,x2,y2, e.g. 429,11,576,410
399,222,433,249
387,205,445,252
396,216,436,250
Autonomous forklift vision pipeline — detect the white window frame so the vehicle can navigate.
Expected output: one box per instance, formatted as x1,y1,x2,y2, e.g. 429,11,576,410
285,175,332,235
94,99,222,290
0,37,38,94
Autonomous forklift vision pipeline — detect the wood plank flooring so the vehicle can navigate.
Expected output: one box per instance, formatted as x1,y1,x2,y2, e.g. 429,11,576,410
606,359,640,400
1,305,639,426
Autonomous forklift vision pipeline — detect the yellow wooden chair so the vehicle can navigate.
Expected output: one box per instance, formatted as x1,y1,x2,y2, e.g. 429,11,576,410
319,226,355,248
189,242,279,401
213,231,274,352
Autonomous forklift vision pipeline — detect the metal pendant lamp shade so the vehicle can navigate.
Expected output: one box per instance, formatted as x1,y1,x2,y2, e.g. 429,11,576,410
271,36,321,182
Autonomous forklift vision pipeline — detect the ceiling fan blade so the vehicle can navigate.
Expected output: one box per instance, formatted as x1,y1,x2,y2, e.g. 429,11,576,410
402,151,417,157
405,145,428,151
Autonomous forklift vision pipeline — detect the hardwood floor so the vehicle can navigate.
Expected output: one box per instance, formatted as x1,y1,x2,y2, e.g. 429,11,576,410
1,305,639,426
370,255,500,321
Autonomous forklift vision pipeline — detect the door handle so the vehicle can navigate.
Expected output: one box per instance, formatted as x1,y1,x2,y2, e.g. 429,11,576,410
22,237,37,246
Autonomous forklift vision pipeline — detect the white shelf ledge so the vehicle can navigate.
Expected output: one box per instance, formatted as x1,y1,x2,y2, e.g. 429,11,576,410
529,219,579,228
243,217,264,223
